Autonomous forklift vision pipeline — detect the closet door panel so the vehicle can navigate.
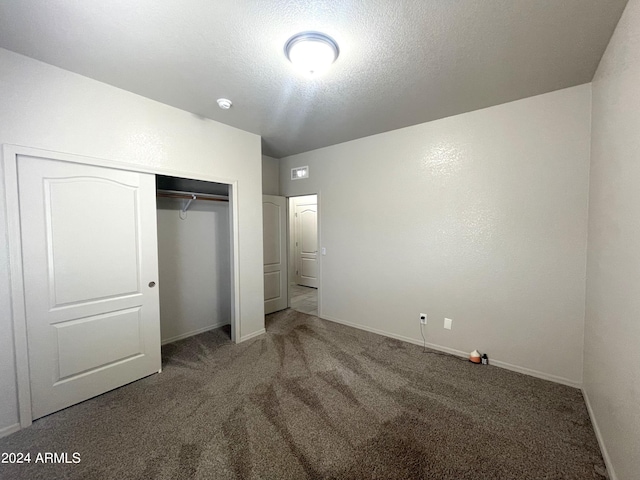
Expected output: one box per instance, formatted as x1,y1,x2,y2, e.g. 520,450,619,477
17,154,161,420
55,308,143,379
46,177,140,305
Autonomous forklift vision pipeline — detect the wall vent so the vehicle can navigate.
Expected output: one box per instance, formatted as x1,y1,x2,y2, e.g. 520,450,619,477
291,166,309,180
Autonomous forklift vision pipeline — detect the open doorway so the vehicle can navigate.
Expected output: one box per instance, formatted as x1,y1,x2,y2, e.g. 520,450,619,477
288,195,318,316
156,175,234,343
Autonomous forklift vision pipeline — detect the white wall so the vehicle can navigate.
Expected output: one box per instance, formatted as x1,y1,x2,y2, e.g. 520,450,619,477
262,155,280,195
585,0,640,478
157,198,231,344
280,85,591,385
0,48,264,433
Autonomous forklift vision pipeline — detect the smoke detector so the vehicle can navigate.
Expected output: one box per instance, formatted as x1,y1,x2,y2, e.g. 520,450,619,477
217,98,232,110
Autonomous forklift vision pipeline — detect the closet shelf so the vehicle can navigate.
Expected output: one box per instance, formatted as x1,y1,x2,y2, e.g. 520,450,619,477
156,189,229,203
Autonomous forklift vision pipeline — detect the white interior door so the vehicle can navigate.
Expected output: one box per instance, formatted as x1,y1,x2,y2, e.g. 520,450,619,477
263,195,287,314
17,155,161,419
295,201,318,288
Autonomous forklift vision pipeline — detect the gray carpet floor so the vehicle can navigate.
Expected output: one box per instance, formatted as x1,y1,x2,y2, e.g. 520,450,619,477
0,309,607,479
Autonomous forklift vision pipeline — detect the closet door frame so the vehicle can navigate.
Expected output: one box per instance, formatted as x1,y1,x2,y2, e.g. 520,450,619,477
3,144,241,430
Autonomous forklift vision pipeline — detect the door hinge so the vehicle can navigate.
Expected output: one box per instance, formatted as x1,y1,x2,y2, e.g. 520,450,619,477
296,270,298,275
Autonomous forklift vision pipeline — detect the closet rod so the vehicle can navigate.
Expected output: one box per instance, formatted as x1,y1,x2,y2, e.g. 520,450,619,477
156,189,229,203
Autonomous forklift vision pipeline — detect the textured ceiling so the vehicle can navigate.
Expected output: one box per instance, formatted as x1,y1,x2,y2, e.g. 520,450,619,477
0,1,629,158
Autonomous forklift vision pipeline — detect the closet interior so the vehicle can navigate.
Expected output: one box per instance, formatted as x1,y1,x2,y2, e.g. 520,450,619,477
156,175,232,344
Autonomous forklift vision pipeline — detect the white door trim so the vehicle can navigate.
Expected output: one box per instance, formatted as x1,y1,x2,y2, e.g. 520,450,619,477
317,191,322,317
2,143,242,429
3,146,31,429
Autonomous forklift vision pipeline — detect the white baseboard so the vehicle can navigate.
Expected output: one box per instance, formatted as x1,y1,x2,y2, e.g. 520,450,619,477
0,423,21,439
321,313,467,356
240,328,266,342
161,322,230,345
487,358,581,388
319,314,582,388
582,388,617,480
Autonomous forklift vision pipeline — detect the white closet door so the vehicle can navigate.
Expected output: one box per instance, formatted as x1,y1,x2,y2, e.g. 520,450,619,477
263,195,287,314
18,155,161,419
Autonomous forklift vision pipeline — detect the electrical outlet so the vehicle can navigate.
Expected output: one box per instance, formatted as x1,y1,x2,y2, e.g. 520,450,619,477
419,313,427,325
444,318,453,330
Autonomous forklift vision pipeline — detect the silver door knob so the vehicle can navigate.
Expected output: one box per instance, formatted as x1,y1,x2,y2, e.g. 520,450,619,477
148,281,156,288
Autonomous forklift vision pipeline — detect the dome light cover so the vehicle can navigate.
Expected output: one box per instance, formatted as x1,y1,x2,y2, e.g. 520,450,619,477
285,32,339,76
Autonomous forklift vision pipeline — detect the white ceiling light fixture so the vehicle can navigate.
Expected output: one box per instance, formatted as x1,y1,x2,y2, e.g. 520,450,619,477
217,98,232,109
285,32,339,76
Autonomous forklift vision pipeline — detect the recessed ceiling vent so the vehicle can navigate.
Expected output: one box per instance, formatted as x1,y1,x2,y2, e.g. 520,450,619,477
291,166,309,180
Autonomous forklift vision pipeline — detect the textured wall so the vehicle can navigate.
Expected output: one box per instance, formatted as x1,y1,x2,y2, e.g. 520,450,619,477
157,198,231,343
0,48,264,432
262,155,280,195
585,0,640,478
280,85,591,385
